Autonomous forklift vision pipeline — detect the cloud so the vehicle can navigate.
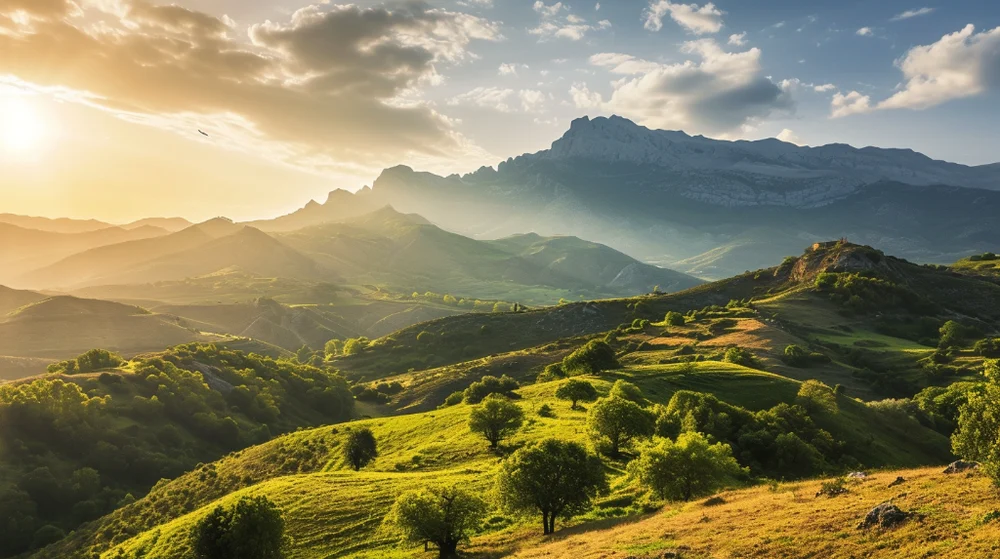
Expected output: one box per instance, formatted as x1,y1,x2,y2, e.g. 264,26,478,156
644,1,724,34
449,86,515,112
519,89,547,112
530,3,611,41
499,63,528,76
595,2,601,10
728,32,746,46
830,90,873,118
891,7,934,21
586,40,794,135
856,27,873,36
569,82,603,109
776,128,804,145
878,24,1000,110
0,1,501,176
813,83,836,92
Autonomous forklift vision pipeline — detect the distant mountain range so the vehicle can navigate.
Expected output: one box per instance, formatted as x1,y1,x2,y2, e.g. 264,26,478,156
267,115,997,278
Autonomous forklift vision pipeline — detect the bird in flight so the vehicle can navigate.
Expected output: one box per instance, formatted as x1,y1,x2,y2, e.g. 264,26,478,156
198,130,209,137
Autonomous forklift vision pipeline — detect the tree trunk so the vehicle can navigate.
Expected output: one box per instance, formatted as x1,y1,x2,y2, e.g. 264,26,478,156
438,539,459,559
542,512,551,535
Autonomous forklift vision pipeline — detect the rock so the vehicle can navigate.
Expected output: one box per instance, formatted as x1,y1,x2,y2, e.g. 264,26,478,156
888,476,906,488
858,502,910,530
847,471,868,479
943,460,978,474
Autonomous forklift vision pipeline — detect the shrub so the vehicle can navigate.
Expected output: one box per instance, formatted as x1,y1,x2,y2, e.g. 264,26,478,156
974,338,1000,358
664,311,686,326
536,363,565,383
797,380,838,414
494,439,607,535
443,391,465,407
952,360,1000,484
608,379,646,406
562,340,619,375
464,375,519,404
537,404,555,418
192,495,288,559
939,320,979,349
342,337,369,356
628,432,745,501
724,347,759,368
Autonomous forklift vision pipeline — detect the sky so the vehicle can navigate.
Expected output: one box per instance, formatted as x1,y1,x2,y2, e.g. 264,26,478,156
0,0,998,222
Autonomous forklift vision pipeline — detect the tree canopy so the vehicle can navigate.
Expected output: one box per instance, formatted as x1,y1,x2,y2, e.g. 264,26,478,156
629,432,745,501
554,379,598,409
468,394,524,449
192,495,288,559
343,428,378,471
587,396,655,457
386,486,486,559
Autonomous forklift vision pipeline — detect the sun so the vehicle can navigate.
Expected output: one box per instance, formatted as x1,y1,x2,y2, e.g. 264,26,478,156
1,95,48,155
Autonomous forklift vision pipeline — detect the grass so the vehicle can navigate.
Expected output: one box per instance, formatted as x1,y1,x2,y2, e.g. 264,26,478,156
508,467,1000,559
40,360,952,559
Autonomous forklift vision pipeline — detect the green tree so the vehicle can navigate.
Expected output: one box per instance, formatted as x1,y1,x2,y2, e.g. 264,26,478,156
629,432,745,501
796,380,838,414
342,338,368,356
343,428,378,471
494,439,607,535
555,379,598,409
192,496,288,559
664,311,686,326
724,347,758,368
953,360,1000,484
324,339,341,359
562,340,619,375
587,396,655,457
939,320,977,349
468,394,524,449
608,379,646,406
295,345,313,364
463,375,519,404
386,486,486,559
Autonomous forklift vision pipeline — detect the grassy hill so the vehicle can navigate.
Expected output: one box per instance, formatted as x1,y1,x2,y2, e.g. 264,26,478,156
0,344,354,557
31,361,952,559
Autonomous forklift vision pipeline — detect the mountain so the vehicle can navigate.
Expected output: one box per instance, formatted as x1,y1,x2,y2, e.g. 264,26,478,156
122,217,193,232
277,206,702,302
0,223,170,284
16,218,244,289
0,285,45,315
0,296,222,360
310,115,1000,278
0,214,112,233
247,188,379,232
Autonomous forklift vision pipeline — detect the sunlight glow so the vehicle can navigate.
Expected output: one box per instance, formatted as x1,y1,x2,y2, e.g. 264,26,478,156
1,95,47,155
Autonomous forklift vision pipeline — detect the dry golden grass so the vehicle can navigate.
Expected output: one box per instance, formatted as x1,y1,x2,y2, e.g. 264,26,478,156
699,318,800,351
507,467,1000,559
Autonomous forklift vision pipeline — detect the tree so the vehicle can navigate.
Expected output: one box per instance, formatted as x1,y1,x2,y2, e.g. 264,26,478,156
953,360,1000,484
295,345,313,364
324,339,341,359
562,340,619,375
664,311,686,327
386,486,486,559
587,396,655,457
192,495,288,559
939,320,978,349
629,432,745,501
555,379,598,409
468,394,524,449
796,380,838,414
494,439,607,535
342,338,368,356
343,427,378,471
463,375,519,404
724,347,758,368
608,379,646,406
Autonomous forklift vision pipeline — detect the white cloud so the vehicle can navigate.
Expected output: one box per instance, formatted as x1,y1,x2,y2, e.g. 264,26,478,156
499,63,528,76
813,83,836,92
449,86,515,112
519,89,546,112
830,90,873,118
530,4,611,41
586,40,794,135
457,0,494,7
878,24,1000,110
728,32,746,46
644,1,724,35
569,82,604,109
891,7,934,21
776,128,804,145
595,2,601,10
856,27,873,36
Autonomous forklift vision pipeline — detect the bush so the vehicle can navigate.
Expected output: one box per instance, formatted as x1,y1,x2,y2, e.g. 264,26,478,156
952,360,1000,484
608,379,646,406
797,380,838,414
939,320,980,349
192,496,288,559
537,404,555,418
443,391,465,407
464,375,519,404
724,347,759,368
342,337,369,356
974,338,1000,358
562,340,619,375
536,363,565,383
628,432,745,501
664,311,686,326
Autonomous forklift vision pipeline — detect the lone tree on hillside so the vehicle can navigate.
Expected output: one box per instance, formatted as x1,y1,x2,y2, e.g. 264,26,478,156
494,438,607,535
664,311,686,326
468,394,525,449
796,380,839,414
953,359,1000,484
608,379,647,406
587,396,655,457
555,379,598,409
343,427,378,471
386,486,486,559
192,495,288,559
628,432,745,501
